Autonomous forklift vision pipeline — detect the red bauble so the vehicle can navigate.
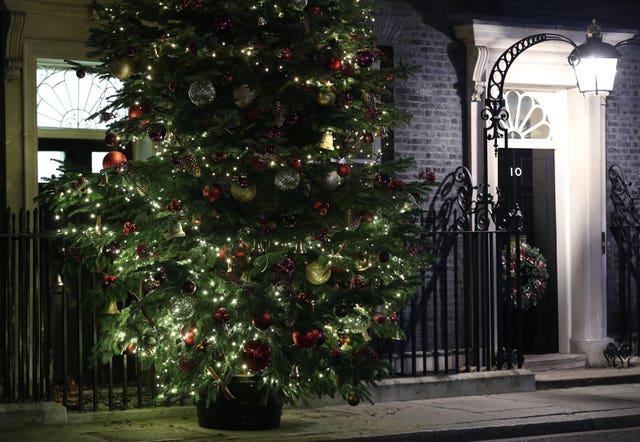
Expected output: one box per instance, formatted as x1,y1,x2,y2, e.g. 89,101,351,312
373,313,387,324
242,339,271,371
102,151,127,169
76,69,86,79
292,329,320,348
125,342,136,355
147,123,167,142
328,57,342,71
363,133,374,144
104,132,118,147
252,312,273,330
203,184,223,202
337,164,350,177
214,307,230,323
181,323,197,347
128,101,151,119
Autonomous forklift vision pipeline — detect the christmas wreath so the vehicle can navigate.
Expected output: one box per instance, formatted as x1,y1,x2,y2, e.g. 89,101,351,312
502,241,549,311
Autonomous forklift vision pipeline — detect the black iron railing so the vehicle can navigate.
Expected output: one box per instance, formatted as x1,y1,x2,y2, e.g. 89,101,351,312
0,207,157,411
2,181,525,409
608,164,640,361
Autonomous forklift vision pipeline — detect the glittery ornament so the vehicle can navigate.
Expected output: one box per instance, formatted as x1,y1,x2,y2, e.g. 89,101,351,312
233,84,256,108
182,153,201,177
272,100,286,127
142,335,157,356
170,295,195,320
305,260,331,285
188,80,217,106
274,169,301,191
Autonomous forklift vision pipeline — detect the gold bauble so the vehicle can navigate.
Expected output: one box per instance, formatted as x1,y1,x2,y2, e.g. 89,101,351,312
305,260,331,285
230,182,257,202
109,57,135,80
316,91,336,106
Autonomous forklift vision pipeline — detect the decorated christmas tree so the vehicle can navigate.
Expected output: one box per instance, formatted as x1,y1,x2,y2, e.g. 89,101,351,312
38,0,434,429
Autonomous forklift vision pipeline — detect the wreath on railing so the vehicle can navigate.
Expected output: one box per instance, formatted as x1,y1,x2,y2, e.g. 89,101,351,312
502,241,549,311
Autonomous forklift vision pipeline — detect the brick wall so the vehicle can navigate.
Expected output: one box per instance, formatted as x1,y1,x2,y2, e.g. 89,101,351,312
375,0,640,339
374,1,467,180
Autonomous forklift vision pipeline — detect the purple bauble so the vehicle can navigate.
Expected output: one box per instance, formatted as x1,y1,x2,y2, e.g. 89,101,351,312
356,50,374,68
216,16,231,32
147,123,167,142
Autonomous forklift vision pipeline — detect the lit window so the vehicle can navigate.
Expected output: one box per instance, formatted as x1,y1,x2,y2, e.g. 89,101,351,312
37,64,121,130
37,151,66,183
505,90,552,140
91,151,110,173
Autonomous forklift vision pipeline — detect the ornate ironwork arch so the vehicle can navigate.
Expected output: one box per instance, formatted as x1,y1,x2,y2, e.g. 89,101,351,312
483,34,577,155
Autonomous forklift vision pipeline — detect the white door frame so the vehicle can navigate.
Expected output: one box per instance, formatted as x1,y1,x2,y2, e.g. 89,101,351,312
455,21,635,364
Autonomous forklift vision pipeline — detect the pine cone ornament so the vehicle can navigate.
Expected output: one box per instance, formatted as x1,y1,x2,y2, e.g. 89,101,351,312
272,101,286,128
361,89,376,108
182,153,201,177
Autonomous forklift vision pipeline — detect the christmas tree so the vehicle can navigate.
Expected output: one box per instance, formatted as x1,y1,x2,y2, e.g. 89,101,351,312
38,0,434,424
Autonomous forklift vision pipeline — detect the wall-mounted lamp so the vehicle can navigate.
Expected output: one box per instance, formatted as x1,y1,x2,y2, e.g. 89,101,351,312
569,20,639,95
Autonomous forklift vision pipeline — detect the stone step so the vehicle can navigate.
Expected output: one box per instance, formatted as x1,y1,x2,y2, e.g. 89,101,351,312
522,353,587,372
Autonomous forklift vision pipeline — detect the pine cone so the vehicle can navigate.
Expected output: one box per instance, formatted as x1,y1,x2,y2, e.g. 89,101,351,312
272,100,286,128
361,89,376,108
183,153,201,177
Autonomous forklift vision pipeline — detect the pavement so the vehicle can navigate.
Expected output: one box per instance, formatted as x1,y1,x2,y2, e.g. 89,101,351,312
2,367,640,441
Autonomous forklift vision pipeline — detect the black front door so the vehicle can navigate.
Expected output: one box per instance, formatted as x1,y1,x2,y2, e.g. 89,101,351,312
499,148,558,354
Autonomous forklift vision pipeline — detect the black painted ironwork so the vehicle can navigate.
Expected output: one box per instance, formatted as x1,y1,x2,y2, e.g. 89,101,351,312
0,207,156,410
607,165,640,361
387,166,525,375
483,34,577,157
603,342,633,368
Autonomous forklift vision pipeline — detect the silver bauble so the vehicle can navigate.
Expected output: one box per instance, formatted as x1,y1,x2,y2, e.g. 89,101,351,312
322,170,342,190
170,295,195,320
275,169,301,191
233,84,256,108
188,80,217,106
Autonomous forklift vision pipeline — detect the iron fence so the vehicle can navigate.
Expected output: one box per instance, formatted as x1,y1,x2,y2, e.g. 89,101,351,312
1,184,524,409
608,165,640,361
0,207,156,411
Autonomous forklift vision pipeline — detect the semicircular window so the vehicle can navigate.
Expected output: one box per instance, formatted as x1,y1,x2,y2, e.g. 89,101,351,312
37,64,121,130
505,90,551,140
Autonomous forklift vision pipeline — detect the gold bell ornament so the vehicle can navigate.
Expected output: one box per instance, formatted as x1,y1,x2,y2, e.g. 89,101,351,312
103,299,120,315
317,131,334,151
165,220,186,239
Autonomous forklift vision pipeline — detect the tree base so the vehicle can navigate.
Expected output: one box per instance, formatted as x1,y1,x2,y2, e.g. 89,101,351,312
196,375,282,430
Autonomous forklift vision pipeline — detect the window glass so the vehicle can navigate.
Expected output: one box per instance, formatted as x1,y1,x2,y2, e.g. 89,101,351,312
37,151,66,183
37,65,121,130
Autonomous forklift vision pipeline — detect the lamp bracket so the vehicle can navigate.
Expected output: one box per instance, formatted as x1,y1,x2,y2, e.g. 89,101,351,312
483,33,578,155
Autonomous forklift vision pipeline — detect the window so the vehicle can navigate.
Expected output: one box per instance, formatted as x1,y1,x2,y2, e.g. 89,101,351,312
36,62,121,130
505,90,552,140
36,60,123,183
